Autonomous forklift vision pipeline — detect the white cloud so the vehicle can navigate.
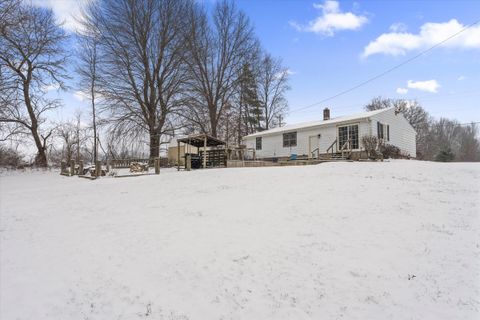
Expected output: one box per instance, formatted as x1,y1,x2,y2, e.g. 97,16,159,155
274,69,296,80
396,87,408,94
290,0,368,36
286,69,296,76
73,91,88,101
457,75,466,81
43,83,60,92
363,19,480,58
407,79,440,93
28,0,88,32
389,22,407,33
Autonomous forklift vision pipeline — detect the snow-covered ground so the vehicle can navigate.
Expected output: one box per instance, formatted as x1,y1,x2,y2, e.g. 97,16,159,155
1,160,479,319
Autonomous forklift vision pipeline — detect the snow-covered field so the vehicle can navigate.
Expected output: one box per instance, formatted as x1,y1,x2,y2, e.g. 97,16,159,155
1,161,479,319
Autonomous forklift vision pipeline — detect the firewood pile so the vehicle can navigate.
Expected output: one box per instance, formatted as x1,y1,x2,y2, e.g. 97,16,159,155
129,162,148,173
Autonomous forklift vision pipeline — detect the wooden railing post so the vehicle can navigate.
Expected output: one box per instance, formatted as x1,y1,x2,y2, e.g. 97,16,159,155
203,135,207,169
185,154,191,171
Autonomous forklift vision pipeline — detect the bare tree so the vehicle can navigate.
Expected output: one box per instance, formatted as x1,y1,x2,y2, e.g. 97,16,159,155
76,26,100,164
184,0,257,137
0,0,19,32
0,3,68,166
257,53,290,130
1,1,26,141
429,118,462,160
364,96,392,111
457,123,480,161
81,0,189,160
56,122,77,165
55,111,90,165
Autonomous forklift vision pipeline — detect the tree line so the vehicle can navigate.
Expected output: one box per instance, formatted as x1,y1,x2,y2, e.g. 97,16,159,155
365,97,480,161
0,0,290,167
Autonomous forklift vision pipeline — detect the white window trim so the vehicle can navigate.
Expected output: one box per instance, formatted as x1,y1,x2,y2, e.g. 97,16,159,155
337,122,361,151
283,131,297,148
256,137,262,150
377,122,390,142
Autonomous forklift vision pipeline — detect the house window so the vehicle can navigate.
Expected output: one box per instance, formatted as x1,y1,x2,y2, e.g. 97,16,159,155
338,124,359,150
283,132,297,148
377,122,390,141
256,137,262,150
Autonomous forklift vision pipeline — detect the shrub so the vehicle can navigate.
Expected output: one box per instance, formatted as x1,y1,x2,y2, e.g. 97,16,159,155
435,148,455,162
0,146,25,168
380,144,401,159
361,135,378,159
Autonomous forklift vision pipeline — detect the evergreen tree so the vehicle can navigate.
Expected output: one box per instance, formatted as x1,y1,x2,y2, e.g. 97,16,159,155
239,63,263,134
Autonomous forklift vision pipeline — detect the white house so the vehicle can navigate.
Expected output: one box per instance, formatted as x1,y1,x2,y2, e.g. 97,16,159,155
243,107,416,159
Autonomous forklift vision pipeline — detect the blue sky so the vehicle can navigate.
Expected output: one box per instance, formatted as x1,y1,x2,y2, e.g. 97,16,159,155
36,0,480,125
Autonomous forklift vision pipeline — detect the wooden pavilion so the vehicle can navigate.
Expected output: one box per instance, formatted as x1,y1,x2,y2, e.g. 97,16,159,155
176,134,227,170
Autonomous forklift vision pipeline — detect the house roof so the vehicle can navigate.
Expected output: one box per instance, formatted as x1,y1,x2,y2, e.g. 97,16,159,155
244,108,393,138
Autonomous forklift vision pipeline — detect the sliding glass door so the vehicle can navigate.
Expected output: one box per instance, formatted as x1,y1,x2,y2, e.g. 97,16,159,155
338,124,359,150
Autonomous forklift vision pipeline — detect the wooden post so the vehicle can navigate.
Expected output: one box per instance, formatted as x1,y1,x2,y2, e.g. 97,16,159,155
78,160,84,176
186,154,191,171
70,160,75,176
95,160,101,177
177,140,180,171
203,134,207,169
60,161,66,174
155,157,160,174
106,160,110,172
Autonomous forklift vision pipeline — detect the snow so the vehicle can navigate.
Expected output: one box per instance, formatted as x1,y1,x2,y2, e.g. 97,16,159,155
0,161,479,319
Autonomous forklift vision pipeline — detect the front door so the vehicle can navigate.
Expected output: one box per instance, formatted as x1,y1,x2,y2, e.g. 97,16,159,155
309,135,320,158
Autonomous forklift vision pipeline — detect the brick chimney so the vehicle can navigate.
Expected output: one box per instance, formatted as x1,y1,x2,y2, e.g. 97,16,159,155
323,107,330,121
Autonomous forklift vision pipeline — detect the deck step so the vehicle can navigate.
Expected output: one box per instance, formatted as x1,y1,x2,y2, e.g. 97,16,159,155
316,153,348,161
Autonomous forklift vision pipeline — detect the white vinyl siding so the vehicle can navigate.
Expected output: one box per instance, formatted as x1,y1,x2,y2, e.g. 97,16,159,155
370,108,416,157
243,120,370,158
243,108,416,159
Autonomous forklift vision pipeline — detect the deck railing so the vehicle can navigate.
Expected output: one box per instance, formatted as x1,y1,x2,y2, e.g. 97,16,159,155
326,139,337,158
340,139,353,158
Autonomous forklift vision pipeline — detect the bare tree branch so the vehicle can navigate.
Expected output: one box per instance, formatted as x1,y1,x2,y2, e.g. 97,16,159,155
0,1,68,166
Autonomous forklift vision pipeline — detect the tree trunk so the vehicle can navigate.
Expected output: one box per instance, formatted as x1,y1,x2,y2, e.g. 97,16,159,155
23,76,48,167
32,129,48,167
149,130,160,160
92,86,97,164
210,116,218,138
